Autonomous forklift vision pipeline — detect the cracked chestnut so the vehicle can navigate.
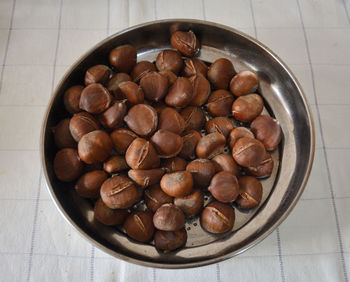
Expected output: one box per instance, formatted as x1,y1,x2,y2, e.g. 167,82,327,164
236,176,263,209
200,201,235,233
144,184,173,212
170,30,199,57
124,211,155,242
231,137,265,168
125,138,160,169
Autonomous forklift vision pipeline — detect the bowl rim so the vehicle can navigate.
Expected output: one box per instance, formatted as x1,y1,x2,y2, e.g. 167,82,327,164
40,18,315,268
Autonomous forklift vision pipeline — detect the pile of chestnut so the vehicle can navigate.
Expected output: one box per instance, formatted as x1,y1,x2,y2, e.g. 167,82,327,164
52,30,282,252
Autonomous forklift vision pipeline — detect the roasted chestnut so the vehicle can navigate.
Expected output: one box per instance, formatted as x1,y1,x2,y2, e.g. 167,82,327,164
158,107,185,135
98,100,127,129
179,129,202,160
154,228,187,252
53,148,83,182
79,83,112,114
69,112,100,142
94,198,128,226
174,189,204,216
107,73,131,99
232,93,263,122
228,127,254,150
180,107,206,132
207,58,235,89
162,157,188,173
75,170,107,198
103,156,129,174
109,44,137,73
160,171,193,197
119,81,144,105
206,90,235,117
124,211,155,242
140,71,169,102
131,61,156,83
125,138,160,170
165,77,193,108
236,176,263,209
153,203,185,231
200,201,235,233
170,30,199,57
208,171,239,203
244,151,274,178
110,128,138,154
84,64,111,86
155,49,183,75
128,168,165,187
124,104,158,137
231,137,265,168
212,154,240,176
144,184,173,212
183,58,208,78
196,132,226,159
229,70,258,96
151,130,183,158
186,159,216,188
63,85,83,114
205,117,235,139
53,118,76,149
189,74,211,106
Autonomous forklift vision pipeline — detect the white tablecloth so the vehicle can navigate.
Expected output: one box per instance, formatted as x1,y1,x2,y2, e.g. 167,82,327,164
0,0,349,281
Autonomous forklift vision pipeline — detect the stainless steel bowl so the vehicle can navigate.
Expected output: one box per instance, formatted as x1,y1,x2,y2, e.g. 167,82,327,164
41,19,315,268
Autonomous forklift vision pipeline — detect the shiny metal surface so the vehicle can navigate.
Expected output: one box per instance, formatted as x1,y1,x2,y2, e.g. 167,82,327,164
41,19,315,268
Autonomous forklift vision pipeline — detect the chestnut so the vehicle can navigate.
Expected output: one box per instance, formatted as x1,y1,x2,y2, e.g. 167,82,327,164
162,157,188,173
151,130,183,158
153,102,168,115
188,74,211,106
53,118,76,149
79,83,112,114
236,176,263,209
107,73,131,99
159,70,177,85
200,201,235,233
78,130,113,164
153,203,185,231
183,58,208,78
165,77,193,108
158,107,185,135
124,211,155,242
75,170,107,198
174,189,204,216
124,104,158,137
100,175,138,209
179,129,202,160
250,115,282,151
94,199,128,226
212,154,240,176
98,100,127,129
128,168,165,187
125,138,160,170
109,44,137,73
207,58,235,89
144,184,173,212
160,171,193,197
63,85,83,114
180,107,206,132
53,148,83,182
119,81,144,105
170,30,199,57
232,93,263,122
208,171,239,203
196,132,226,159
131,61,156,83
205,117,235,139
103,156,129,174
244,151,273,178
140,71,169,102
84,64,111,86
154,228,187,252
110,128,138,154
69,112,100,142
230,70,258,96
231,137,265,168
206,90,235,117
228,127,254,150
186,159,216,189
155,50,183,75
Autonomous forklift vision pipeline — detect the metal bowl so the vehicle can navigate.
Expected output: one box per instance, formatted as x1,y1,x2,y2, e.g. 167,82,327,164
41,19,315,268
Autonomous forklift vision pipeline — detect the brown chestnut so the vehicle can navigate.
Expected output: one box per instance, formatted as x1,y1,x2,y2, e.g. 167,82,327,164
94,198,128,226
125,138,160,169
110,128,138,154
79,83,112,114
208,171,239,203
78,130,113,164
174,189,204,216
119,81,144,106
124,104,158,137
230,70,258,96
151,130,183,158
212,154,240,176
69,112,100,142
186,159,216,189
200,201,235,233
170,30,199,57
183,58,208,78
158,107,185,135
53,118,76,149
103,156,129,174
189,74,211,106
250,115,282,151
154,228,187,252
98,100,127,129
107,73,131,99
236,176,263,209
162,157,188,173
140,71,169,102
63,85,83,114
208,58,235,89
232,137,265,168
156,50,183,75
228,127,254,150
159,70,177,86
124,211,155,242
84,64,111,86
160,171,193,197
153,203,185,231
179,129,202,160
75,170,107,198
128,168,165,187
206,90,235,117
144,184,173,212
205,117,235,139
53,148,83,182
109,44,137,73
245,151,274,178
131,61,156,83
165,77,193,108
196,132,226,159
100,175,138,209
180,107,206,132
232,93,263,122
